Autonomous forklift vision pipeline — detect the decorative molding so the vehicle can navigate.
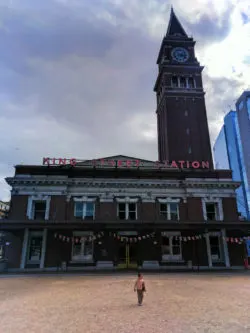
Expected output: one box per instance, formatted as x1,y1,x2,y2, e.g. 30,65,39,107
205,233,213,268
221,229,230,268
73,196,96,202
99,198,114,203
157,198,180,203
40,229,48,269
141,199,155,203
20,228,29,269
115,196,139,203
7,176,240,191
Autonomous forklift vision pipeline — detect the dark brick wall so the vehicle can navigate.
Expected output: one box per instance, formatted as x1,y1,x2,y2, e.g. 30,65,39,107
222,198,239,222
186,198,203,221
45,230,72,267
49,196,67,221
228,243,245,266
5,230,24,268
8,195,28,220
141,202,156,222
98,202,117,221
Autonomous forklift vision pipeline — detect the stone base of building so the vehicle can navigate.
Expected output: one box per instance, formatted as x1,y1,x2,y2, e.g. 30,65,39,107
1,228,248,273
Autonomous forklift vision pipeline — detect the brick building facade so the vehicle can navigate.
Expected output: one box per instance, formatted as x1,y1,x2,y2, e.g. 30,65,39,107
0,9,248,272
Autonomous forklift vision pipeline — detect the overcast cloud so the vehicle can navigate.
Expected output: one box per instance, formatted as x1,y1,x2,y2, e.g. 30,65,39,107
0,0,250,200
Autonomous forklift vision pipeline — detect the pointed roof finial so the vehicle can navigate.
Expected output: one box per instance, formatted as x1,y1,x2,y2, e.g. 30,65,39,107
166,7,188,38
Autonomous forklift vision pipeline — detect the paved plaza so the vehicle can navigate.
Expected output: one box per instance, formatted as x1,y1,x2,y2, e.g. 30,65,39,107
1,273,250,333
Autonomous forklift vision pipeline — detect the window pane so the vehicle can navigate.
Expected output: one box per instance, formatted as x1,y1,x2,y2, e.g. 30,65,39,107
83,240,93,260
162,236,169,246
72,239,93,261
170,203,178,220
173,246,181,255
75,202,83,217
210,236,219,247
34,201,46,220
172,76,178,87
128,203,136,211
206,203,216,220
72,243,82,259
119,211,126,220
128,211,136,220
85,202,94,219
172,238,180,246
180,77,186,88
160,204,168,217
188,78,194,88
210,236,221,260
162,237,170,255
28,236,42,261
118,203,126,211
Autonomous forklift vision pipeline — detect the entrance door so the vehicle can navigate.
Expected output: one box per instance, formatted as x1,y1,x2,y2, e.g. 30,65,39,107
117,243,138,269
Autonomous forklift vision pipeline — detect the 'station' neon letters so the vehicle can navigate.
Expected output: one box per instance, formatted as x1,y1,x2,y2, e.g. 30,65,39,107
42,157,210,169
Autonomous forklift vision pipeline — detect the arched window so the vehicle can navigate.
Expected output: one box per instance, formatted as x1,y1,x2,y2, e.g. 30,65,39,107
171,76,178,88
188,77,195,89
180,77,186,88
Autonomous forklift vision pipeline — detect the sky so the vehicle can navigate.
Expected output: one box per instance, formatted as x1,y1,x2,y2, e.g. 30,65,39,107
0,0,250,200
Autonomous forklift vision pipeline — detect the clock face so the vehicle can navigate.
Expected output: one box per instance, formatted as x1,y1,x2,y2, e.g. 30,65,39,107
171,47,189,63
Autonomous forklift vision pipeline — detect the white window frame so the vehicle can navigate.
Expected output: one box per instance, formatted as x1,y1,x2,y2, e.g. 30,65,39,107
73,197,96,220
158,198,180,221
187,77,196,89
27,231,43,264
0,244,4,260
202,198,223,221
71,231,94,263
208,231,224,263
161,231,182,261
179,76,186,88
171,76,179,88
116,197,138,220
27,195,51,220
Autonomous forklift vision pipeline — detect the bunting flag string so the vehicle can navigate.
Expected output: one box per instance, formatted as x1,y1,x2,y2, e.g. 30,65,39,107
54,232,250,245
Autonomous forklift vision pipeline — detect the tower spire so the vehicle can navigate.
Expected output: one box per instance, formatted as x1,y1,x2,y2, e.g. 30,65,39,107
166,7,188,37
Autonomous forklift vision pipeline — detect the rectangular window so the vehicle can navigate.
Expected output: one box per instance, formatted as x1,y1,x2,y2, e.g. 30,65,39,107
206,203,218,221
74,202,95,220
209,236,223,262
171,76,178,88
187,77,195,88
159,203,179,220
33,201,46,220
72,238,93,262
118,202,137,220
27,235,43,263
180,77,186,88
161,233,182,261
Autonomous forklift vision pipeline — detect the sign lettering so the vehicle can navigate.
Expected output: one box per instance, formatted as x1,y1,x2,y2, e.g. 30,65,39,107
42,157,210,169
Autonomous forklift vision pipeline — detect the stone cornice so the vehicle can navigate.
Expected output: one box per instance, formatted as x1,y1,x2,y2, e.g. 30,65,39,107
6,176,240,190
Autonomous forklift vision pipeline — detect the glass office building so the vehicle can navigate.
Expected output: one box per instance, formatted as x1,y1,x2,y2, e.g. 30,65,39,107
213,109,250,219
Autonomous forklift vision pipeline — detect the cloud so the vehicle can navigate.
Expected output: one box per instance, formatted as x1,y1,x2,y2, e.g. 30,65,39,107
0,0,250,201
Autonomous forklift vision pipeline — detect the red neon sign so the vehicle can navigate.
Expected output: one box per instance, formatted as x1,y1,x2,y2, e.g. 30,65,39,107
42,157,210,169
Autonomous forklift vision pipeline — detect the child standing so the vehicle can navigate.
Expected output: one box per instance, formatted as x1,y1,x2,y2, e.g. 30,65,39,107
134,273,146,305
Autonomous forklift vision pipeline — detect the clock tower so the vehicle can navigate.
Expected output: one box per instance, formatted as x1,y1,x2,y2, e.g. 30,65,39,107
154,8,213,168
